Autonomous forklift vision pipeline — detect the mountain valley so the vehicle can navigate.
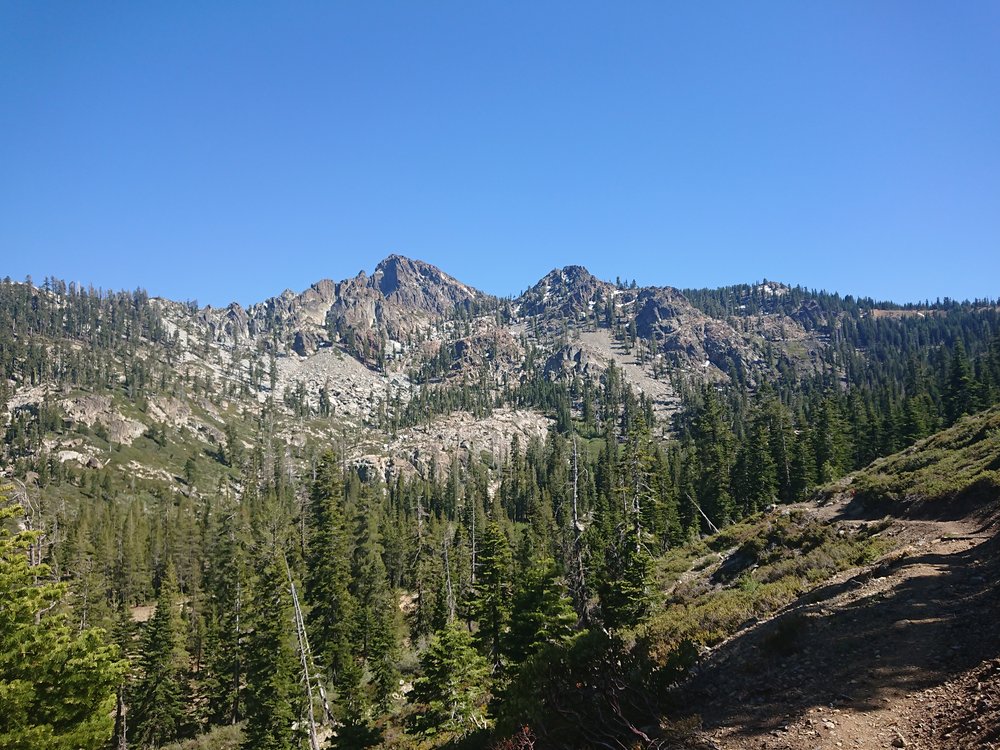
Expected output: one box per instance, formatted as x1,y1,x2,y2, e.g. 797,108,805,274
2,255,999,750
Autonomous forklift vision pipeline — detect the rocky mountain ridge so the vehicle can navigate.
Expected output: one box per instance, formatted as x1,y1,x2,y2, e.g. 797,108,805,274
3,258,999,750
184,254,488,360
0,254,935,488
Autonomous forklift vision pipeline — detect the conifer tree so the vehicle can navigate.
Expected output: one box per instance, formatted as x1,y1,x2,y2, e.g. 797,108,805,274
648,443,682,547
111,599,135,750
202,503,251,726
732,409,778,515
760,395,796,503
130,562,191,748
410,622,490,735
623,410,656,546
596,527,652,630
410,505,440,638
471,521,513,671
790,426,815,498
369,606,401,713
900,394,931,444
241,554,298,750
946,340,975,424
813,396,850,483
351,494,388,656
305,451,362,716
693,387,735,527
676,444,701,540
0,499,124,750
350,490,400,712
506,558,577,664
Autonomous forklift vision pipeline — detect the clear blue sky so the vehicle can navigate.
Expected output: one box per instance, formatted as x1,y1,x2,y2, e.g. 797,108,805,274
2,2,998,306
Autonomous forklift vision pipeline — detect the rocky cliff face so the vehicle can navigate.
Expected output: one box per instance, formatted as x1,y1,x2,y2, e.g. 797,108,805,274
633,288,760,375
515,266,820,387
2,255,830,483
371,254,481,317
517,265,625,320
191,258,796,385
187,256,491,360
136,256,828,418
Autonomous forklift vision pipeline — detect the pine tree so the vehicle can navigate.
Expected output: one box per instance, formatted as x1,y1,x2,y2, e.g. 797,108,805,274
241,554,298,750
201,503,251,726
900,394,932,444
623,410,656,547
646,444,680,547
471,521,513,671
813,396,850,483
350,491,400,712
693,387,735,527
410,622,490,735
789,426,815,498
130,561,191,748
0,499,124,750
761,395,796,503
111,600,135,750
596,527,652,630
369,606,401,713
506,558,577,664
945,339,975,424
305,452,362,717
732,409,778,515
410,502,440,639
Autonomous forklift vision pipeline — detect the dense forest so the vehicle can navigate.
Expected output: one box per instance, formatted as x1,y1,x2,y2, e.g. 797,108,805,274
2,273,1000,749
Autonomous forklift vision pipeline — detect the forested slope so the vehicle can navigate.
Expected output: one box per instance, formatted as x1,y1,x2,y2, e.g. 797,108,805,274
2,262,1000,749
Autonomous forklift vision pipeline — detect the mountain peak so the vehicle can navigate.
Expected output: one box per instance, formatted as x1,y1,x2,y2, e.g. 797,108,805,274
370,254,483,316
547,265,600,285
516,265,618,319
374,252,414,270
372,254,437,292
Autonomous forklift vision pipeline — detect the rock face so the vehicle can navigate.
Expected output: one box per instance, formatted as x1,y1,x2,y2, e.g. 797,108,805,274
172,255,491,364
60,395,146,445
515,266,819,387
177,257,816,389
244,279,339,355
326,272,380,343
517,265,625,320
2,255,832,482
634,288,760,374
371,254,480,317
192,255,492,361
633,288,687,336
355,408,553,481
544,345,604,380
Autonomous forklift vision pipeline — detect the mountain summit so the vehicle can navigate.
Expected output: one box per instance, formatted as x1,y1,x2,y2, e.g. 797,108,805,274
203,254,488,357
517,265,614,318
371,254,484,317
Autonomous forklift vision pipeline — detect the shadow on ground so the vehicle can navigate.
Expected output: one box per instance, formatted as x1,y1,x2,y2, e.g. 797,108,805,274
669,505,1000,740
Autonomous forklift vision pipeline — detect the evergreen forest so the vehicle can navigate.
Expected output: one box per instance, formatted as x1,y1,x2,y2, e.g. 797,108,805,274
2,268,1000,750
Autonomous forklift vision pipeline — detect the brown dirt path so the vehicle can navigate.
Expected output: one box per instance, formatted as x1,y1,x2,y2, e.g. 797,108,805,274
676,493,1000,750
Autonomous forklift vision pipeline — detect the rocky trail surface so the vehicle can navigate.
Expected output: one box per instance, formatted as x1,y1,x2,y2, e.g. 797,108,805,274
681,492,1000,750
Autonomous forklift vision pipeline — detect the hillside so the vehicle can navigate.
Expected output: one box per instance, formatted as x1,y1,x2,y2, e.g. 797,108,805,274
2,261,1000,750
497,408,1000,749
681,407,1000,749
6,256,998,492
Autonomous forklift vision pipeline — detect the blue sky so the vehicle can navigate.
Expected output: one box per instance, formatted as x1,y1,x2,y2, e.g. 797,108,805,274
2,2,998,306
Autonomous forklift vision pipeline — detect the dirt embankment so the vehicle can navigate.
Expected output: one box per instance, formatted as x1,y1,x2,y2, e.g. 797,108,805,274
681,493,1000,750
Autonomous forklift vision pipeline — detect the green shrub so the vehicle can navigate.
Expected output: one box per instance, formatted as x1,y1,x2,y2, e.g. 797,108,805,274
159,725,243,750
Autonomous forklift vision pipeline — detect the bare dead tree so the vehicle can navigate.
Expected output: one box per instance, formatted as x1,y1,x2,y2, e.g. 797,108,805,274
282,552,334,749
569,435,591,624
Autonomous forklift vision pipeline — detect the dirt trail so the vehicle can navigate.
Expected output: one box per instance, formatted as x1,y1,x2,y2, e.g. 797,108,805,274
679,493,1000,750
